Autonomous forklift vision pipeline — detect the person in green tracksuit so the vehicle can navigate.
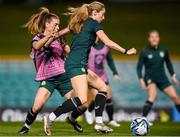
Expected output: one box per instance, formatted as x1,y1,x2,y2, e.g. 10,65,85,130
137,30,180,120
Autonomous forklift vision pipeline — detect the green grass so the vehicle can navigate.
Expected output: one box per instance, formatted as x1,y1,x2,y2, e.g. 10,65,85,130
0,122,180,136
0,2,180,56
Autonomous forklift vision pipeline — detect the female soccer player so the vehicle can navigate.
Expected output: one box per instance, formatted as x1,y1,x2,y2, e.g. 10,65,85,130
46,1,136,133
18,7,85,135
137,30,180,122
85,41,120,127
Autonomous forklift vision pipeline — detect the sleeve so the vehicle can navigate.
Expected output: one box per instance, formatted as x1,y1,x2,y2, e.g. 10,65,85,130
106,51,118,75
31,34,41,44
137,51,144,79
93,20,103,32
165,49,175,76
31,34,45,47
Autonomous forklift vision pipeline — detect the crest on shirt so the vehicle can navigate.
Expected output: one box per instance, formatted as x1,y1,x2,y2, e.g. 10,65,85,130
147,54,153,59
160,51,165,58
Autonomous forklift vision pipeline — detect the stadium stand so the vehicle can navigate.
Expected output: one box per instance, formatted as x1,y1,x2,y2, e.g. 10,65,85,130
0,60,180,108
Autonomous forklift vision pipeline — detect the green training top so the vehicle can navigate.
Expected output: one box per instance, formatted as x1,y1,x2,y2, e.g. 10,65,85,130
137,46,175,80
66,17,103,68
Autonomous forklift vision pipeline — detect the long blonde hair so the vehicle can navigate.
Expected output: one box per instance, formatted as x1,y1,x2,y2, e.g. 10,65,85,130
65,1,105,33
23,7,59,35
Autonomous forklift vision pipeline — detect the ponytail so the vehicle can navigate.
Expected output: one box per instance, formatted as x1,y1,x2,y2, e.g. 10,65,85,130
65,4,89,34
23,7,59,35
65,1,105,34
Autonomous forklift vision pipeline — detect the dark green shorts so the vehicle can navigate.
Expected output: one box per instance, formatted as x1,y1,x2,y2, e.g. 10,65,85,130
65,65,88,79
39,73,72,96
144,76,171,91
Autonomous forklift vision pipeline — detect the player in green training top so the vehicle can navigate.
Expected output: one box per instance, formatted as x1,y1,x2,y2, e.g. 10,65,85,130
137,30,180,124
45,1,136,134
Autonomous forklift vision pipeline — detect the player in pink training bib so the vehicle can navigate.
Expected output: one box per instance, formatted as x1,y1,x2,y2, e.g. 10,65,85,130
18,7,84,135
85,41,121,127
30,33,65,81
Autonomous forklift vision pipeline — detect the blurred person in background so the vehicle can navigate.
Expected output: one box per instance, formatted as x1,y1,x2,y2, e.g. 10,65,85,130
137,30,180,124
85,39,120,127
18,7,85,135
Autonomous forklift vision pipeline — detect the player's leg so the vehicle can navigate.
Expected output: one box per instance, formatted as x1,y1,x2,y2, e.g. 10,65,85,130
85,88,97,124
44,74,87,135
88,100,95,112
65,90,86,133
106,86,120,127
142,83,157,117
87,69,113,133
63,75,88,133
19,87,51,134
163,85,180,112
44,89,84,135
47,75,87,121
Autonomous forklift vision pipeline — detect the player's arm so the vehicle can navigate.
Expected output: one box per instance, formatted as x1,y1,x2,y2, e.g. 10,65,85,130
32,35,53,50
56,27,70,38
106,51,120,80
137,51,147,90
96,30,136,55
165,49,179,85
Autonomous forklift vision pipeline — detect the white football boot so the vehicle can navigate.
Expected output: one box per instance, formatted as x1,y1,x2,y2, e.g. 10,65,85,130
108,120,120,127
94,123,113,133
84,110,94,125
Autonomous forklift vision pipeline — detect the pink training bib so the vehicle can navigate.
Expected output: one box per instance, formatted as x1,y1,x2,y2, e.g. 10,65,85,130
30,34,65,81
88,45,109,83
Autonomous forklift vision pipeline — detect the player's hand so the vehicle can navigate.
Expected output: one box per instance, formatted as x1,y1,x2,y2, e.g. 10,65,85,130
114,74,120,81
172,74,179,86
127,48,137,55
140,78,147,90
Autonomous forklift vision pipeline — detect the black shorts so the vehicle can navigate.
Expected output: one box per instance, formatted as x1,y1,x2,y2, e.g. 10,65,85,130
144,76,171,91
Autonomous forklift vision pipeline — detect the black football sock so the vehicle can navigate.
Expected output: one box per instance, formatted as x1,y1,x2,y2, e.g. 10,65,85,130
25,108,38,128
106,99,114,121
88,101,95,112
142,100,153,117
175,104,180,113
70,107,87,121
95,91,107,117
53,97,82,118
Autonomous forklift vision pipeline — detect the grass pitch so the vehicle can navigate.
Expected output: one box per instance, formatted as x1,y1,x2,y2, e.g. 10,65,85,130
0,121,180,136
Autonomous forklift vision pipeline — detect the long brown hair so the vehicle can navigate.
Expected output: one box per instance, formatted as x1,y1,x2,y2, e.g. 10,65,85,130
23,7,59,35
65,1,105,33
